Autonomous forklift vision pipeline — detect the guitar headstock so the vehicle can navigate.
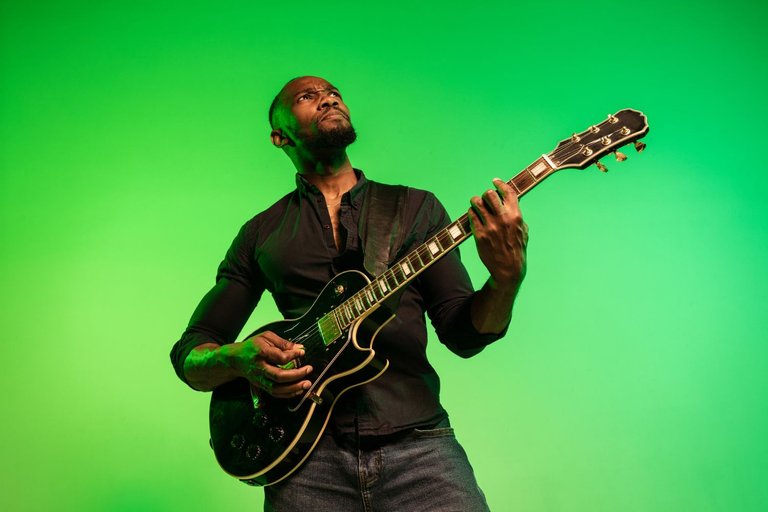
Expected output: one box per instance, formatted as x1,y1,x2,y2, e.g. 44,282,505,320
547,109,649,172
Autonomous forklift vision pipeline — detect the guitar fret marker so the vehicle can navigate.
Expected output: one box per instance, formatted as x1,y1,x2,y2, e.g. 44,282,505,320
400,261,412,276
428,241,439,255
527,164,542,179
378,278,388,294
449,224,462,240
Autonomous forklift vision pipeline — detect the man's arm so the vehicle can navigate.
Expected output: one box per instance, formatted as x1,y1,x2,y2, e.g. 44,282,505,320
170,222,313,398
182,332,313,397
468,178,528,334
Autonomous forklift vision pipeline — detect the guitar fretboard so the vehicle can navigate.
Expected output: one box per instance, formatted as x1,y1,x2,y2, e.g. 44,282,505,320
316,155,557,344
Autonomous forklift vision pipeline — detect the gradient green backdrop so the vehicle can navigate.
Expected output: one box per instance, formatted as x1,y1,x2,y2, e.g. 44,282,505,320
2,1,766,510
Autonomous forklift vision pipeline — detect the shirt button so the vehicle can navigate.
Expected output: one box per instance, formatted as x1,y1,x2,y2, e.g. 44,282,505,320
323,224,330,229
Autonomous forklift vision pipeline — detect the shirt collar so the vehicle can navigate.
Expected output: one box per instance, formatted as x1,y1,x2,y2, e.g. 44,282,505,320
295,169,368,208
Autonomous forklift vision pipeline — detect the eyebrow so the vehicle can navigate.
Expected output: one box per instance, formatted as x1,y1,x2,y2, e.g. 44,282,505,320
292,86,340,98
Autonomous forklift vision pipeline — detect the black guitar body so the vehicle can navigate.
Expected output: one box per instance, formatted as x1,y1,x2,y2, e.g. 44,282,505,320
209,270,397,486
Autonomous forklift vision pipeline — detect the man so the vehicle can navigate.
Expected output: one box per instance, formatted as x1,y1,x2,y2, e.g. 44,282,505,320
171,76,528,511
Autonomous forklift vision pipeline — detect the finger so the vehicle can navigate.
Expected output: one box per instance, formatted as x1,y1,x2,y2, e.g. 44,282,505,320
271,379,312,399
494,178,525,216
482,188,503,212
258,332,305,359
251,374,274,394
264,364,314,384
470,196,489,225
492,178,518,202
260,343,305,365
259,331,302,352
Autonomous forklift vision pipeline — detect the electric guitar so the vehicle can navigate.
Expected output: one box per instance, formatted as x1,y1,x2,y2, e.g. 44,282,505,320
209,108,650,486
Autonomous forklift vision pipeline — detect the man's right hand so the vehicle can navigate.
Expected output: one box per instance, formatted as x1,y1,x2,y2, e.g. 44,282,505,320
224,331,313,398
183,332,313,397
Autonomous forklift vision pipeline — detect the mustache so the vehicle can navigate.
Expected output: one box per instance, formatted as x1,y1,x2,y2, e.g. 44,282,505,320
320,108,350,121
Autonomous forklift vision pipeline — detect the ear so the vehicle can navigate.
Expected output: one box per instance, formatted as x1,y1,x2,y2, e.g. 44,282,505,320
270,129,293,148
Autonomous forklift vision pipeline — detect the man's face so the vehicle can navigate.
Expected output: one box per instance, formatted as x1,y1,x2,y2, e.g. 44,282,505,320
272,76,356,151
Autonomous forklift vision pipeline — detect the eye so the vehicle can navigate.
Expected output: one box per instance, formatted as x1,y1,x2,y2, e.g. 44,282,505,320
297,93,313,102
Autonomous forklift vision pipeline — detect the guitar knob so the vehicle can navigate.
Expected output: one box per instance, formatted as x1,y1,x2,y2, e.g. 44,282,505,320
614,151,627,162
230,434,246,450
634,140,646,152
252,412,268,427
596,161,608,173
245,443,262,461
269,426,286,442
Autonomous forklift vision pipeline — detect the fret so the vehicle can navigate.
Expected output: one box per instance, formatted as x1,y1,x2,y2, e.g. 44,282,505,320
339,305,349,325
385,271,398,291
393,264,406,284
411,251,424,270
369,283,380,301
354,296,364,315
331,309,342,330
365,287,376,305
419,245,434,263
345,303,354,322
513,173,532,192
437,230,453,249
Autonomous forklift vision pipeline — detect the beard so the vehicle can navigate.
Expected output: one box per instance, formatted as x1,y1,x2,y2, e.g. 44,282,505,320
305,122,357,152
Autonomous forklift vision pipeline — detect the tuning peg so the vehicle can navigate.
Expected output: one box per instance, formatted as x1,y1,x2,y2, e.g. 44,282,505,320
596,161,608,172
634,140,646,152
614,151,627,162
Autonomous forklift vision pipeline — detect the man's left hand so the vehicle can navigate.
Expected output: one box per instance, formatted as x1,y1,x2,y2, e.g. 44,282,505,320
468,178,528,290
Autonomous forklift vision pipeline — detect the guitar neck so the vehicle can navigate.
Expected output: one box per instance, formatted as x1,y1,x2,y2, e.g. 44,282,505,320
322,156,555,334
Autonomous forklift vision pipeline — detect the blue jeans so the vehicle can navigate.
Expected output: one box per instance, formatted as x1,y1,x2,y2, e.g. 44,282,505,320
264,420,490,512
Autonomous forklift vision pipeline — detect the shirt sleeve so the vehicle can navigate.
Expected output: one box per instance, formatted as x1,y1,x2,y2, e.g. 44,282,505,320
414,193,509,357
169,220,265,387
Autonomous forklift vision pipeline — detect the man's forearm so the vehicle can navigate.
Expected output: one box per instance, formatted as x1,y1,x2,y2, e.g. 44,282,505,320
470,276,521,334
183,343,240,391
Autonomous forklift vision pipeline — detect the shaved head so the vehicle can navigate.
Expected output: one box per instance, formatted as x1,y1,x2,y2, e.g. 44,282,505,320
268,76,356,153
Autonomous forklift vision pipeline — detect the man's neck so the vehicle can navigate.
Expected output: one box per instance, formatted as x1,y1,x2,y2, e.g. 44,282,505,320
295,153,357,200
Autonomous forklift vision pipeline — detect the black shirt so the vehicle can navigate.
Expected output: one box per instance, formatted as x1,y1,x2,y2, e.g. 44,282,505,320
170,171,507,435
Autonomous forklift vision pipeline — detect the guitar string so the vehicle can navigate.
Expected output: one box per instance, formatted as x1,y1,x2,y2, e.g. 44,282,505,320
281,125,640,353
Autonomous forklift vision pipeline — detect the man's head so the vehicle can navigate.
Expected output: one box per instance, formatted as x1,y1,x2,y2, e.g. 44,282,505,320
269,76,356,158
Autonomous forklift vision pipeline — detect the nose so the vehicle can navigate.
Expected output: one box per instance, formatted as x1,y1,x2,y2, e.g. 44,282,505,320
319,93,339,110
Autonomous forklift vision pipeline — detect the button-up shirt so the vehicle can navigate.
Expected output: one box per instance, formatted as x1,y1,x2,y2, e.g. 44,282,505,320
170,170,506,435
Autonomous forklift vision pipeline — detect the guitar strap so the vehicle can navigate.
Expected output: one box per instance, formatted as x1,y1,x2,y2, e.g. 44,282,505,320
359,181,409,277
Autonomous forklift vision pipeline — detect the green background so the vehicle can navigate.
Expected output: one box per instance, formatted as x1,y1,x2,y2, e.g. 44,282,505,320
2,1,766,510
